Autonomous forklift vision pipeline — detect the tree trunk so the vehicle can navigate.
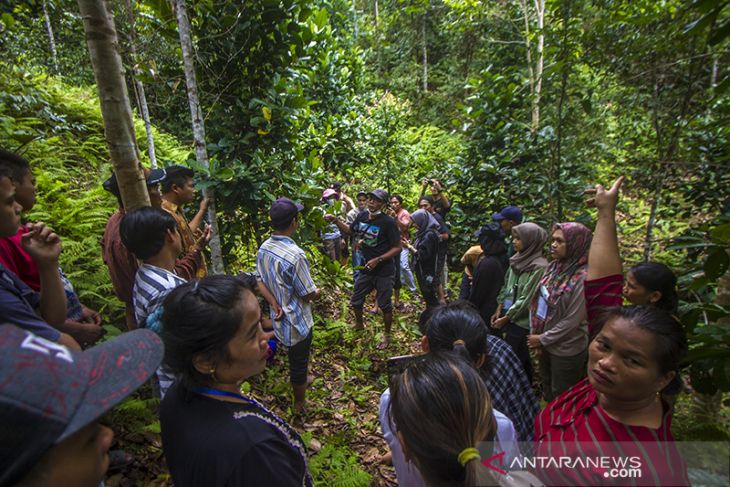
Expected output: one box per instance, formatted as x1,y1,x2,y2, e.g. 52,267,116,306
532,0,545,134
42,0,60,74
352,0,358,39
77,0,149,211
421,14,428,93
374,0,379,27
172,0,224,274
124,0,157,168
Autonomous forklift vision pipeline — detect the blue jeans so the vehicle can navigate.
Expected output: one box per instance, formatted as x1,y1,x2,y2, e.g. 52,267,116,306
400,248,417,292
352,247,365,280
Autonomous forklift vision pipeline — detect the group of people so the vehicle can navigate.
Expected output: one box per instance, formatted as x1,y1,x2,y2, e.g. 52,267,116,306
0,144,692,487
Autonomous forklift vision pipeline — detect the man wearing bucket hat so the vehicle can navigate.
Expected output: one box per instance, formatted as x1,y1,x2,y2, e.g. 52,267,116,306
0,324,163,486
325,189,401,349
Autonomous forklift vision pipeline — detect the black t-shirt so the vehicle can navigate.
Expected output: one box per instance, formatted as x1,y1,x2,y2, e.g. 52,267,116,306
350,211,400,276
413,230,440,276
160,382,313,487
432,212,449,256
469,254,508,325
433,196,449,218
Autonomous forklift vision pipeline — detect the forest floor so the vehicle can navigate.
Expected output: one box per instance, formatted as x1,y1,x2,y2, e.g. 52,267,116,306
101,276,730,487
104,282,426,487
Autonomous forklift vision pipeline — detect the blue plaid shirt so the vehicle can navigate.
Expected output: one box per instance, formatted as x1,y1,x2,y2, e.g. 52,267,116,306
257,235,317,347
485,335,539,442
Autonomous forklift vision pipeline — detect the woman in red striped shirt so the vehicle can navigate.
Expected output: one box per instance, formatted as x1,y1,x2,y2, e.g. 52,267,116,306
533,177,689,486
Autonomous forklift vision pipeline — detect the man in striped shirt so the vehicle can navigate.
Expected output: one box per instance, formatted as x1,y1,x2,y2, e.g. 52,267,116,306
121,207,210,397
257,198,320,414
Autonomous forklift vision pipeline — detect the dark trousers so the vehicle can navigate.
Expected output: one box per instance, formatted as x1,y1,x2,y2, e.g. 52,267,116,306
539,348,587,402
415,266,440,307
503,322,533,383
458,271,471,300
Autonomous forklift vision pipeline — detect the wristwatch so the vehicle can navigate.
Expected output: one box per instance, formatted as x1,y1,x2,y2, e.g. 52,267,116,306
377,257,383,264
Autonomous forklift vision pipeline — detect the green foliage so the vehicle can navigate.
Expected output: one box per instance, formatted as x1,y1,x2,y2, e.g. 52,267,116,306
0,66,188,326
308,442,372,487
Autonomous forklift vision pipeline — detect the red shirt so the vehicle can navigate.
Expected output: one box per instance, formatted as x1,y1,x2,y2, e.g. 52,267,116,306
0,224,41,291
534,378,689,486
585,274,624,337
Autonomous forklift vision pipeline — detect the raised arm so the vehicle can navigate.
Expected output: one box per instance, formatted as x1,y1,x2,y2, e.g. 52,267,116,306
189,197,210,233
585,176,624,281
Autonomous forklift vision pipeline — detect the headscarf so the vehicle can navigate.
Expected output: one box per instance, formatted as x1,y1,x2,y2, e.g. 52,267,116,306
509,222,548,274
410,209,440,246
477,222,508,270
530,222,592,334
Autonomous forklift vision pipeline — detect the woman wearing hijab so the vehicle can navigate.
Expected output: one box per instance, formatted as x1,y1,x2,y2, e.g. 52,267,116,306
403,209,441,308
528,222,592,401
468,222,509,326
491,222,548,381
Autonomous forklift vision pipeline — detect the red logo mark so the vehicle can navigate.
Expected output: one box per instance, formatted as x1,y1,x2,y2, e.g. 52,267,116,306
482,450,507,475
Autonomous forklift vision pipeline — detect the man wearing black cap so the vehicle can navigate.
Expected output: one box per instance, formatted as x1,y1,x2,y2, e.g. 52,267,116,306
492,205,524,256
101,168,207,330
326,189,401,349
161,165,209,278
257,197,320,413
0,324,162,486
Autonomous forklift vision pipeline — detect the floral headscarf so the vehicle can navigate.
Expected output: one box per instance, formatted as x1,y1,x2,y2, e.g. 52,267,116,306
530,222,592,334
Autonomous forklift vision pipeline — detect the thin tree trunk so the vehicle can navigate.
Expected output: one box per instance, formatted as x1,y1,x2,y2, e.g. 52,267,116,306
352,0,358,39
77,0,149,211
421,14,428,93
124,0,157,168
172,0,224,274
42,0,60,74
552,0,571,222
374,0,379,27
532,0,545,134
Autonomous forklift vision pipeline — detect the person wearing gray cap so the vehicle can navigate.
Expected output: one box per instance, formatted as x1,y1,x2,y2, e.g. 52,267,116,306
0,324,162,486
325,189,401,349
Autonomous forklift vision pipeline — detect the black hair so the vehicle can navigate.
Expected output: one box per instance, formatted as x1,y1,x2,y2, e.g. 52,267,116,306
594,305,688,395
392,194,403,204
331,181,342,191
630,262,678,313
161,275,257,388
419,195,435,205
0,148,31,182
161,166,194,193
271,213,296,231
389,353,496,487
419,301,491,378
120,207,177,260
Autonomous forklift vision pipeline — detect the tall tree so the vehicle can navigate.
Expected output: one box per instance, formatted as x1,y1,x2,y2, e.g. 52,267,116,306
171,0,224,274
77,0,149,211
123,0,157,168
41,0,60,74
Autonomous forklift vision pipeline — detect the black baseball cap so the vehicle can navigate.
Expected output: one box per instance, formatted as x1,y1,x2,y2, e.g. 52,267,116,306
269,197,304,228
367,189,389,202
0,325,163,485
491,205,524,223
475,222,505,246
103,168,168,195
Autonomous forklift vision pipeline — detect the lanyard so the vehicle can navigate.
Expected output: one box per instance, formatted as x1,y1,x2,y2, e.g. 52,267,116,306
190,387,261,407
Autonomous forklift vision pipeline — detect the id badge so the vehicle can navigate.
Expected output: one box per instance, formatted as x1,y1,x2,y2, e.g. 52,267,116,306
502,298,514,311
536,285,549,320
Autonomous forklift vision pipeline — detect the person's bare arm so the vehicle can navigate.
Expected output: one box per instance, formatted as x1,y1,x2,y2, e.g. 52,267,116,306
21,223,66,326
324,214,352,236
585,176,624,280
302,288,321,302
256,279,284,319
364,244,401,272
189,197,210,233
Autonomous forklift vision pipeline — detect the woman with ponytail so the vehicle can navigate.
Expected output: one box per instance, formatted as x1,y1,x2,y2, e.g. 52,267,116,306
389,353,497,487
379,302,533,486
